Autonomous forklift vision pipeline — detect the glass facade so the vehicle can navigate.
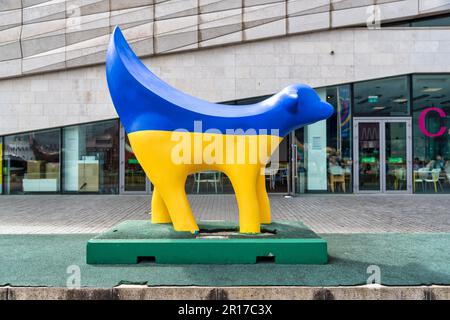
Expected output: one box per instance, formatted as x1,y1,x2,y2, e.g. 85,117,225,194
294,85,352,193
412,74,450,193
0,137,2,194
1,74,450,195
62,120,119,194
124,134,147,192
357,122,381,191
385,122,408,191
353,76,410,116
384,13,450,27
2,129,60,194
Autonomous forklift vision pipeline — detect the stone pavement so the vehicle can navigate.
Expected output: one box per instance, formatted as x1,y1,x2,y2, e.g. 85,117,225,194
1,194,450,234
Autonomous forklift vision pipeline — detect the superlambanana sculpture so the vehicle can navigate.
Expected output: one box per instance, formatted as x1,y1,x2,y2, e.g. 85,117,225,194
106,27,334,234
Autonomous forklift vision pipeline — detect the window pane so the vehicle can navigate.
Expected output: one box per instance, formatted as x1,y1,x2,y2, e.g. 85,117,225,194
124,134,146,192
305,88,328,191
0,137,3,194
412,74,450,193
358,122,380,191
266,137,289,193
353,76,410,116
385,122,407,191
326,85,353,193
411,15,450,27
3,129,60,194
63,120,119,194
384,13,450,27
296,85,352,193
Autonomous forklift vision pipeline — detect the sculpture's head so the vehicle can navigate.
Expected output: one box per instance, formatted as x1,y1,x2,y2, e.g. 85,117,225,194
276,84,334,134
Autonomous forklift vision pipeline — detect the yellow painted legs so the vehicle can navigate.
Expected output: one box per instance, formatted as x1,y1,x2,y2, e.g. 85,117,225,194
128,130,281,234
151,188,171,223
257,167,271,224
151,169,271,233
155,179,200,233
227,166,261,234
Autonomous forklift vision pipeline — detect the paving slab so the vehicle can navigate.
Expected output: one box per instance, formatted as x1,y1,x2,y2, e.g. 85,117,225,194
1,194,450,234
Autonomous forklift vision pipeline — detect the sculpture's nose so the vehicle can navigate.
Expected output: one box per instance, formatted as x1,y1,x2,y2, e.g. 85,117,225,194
320,101,335,120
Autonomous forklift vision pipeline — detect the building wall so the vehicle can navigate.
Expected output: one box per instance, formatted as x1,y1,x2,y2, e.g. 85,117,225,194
0,0,447,79
2,27,450,136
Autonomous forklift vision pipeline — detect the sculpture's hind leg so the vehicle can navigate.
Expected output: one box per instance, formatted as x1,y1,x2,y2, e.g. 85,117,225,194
227,165,261,234
257,167,271,224
157,177,199,233
151,188,171,223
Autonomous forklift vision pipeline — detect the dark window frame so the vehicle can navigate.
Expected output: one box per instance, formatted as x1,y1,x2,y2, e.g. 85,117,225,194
61,119,120,195
2,128,62,195
1,118,120,195
383,13,450,28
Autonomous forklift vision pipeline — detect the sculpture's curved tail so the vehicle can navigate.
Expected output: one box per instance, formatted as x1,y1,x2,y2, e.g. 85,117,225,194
106,26,333,137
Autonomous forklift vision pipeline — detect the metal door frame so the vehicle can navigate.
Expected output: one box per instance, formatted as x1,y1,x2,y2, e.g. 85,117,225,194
289,131,296,196
119,125,151,195
353,117,412,194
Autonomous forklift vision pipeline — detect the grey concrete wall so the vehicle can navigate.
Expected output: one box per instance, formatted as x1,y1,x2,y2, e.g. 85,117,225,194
0,0,449,78
2,285,450,300
1,27,450,136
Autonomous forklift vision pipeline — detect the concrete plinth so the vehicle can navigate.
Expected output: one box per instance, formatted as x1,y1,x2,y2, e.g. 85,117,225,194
86,220,328,265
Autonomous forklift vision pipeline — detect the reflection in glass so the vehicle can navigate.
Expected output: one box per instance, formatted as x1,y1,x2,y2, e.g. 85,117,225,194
294,85,352,193
265,137,289,193
3,129,60,194
124,135,146,192
293,128,306,193
0,137,2,194
354,76,410,116
358,122,380,191
327,85,352,193
385,122,407,191
63,120,119,194
188,171,225,194
412,74,450,193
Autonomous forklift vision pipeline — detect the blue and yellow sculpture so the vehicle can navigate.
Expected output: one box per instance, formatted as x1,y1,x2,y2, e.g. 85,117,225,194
106,27,334,234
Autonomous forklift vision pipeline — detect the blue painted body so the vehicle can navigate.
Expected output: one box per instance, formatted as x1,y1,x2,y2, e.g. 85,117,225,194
106,27,334,137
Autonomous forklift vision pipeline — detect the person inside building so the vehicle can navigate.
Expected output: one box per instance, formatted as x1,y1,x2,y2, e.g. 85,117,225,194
434,155,446,171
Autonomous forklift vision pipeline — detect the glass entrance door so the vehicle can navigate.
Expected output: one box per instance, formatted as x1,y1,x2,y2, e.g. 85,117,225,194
354,118,412,193
357,122,381,191
119,126,150,194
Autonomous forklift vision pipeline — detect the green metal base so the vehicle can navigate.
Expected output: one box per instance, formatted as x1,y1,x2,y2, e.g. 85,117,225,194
86,220,328,265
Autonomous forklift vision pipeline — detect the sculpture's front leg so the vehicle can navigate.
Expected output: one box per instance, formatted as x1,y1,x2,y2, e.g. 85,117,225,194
151,187,171,223
257,167,271,224
156,176,199,233
226,165,261,234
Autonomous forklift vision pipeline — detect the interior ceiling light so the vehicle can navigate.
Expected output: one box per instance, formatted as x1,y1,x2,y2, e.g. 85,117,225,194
393,98,408,103
423,87,442,92
373,106,386,110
